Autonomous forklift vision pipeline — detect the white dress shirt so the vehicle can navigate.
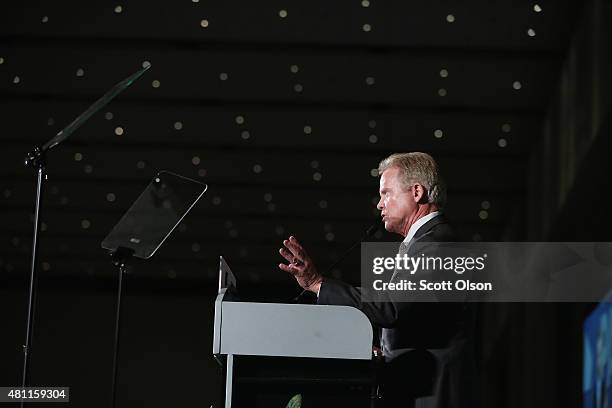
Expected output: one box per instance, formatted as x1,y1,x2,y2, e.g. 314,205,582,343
402,211,441,245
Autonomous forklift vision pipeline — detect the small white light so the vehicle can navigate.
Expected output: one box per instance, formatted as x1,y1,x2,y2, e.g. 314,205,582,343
81,219,91,229
368,120,377,129
13,76,20,84
192,156,201,165
313,172,322,181
325,232,335,241
84,164,93,174
114,127,124,136
114,5,122,13
501,123,511,133
361,0,370,7
368,134,378,143
365,76,375,85
192,0,199,3
76,68,84,77
74,153,83,161
481,200,491,209
0,57,4,64
219,72,228,81
439,69,449,78
533,4,542,12
303,125,312,134
174,121,183,130
142,61,151,68
235,115,245,125
479,210,489,220
294,83,303,93
362,23,372,32
290,65,299,73
310,160,319,169
200,19,209,28
241,130,250,139
434,129,443,139
152,80,161,88
527,28,536,37
198,168,207,177
446,14,455,23
438,88,447,97
498,138,508,148
512,81,522,90
105,112,113,120
253,164,263,173
106,193,116,202
319,200,328,209
264,193,273,202
41,16,49,23
279,9,288,18
370,169,378,177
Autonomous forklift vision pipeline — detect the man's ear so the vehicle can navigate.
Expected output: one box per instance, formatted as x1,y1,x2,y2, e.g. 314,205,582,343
413,183,427,204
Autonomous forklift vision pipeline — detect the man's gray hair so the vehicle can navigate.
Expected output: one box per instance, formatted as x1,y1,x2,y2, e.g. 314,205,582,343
378,152,446,207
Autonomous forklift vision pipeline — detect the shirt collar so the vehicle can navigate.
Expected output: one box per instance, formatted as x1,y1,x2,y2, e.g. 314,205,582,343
402,211,441,244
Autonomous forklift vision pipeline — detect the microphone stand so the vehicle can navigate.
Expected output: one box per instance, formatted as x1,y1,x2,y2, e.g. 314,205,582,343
19,65,150,407
293,222,381,303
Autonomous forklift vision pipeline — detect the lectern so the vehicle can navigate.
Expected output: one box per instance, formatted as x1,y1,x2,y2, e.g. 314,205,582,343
213,257,375,407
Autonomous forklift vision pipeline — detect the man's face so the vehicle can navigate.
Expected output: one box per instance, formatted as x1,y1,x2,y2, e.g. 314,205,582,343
376,167,417,236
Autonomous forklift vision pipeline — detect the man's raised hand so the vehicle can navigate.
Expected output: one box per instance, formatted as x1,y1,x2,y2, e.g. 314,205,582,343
278,236,322,293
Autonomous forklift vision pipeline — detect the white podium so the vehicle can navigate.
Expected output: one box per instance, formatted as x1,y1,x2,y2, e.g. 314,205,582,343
212,257,373,408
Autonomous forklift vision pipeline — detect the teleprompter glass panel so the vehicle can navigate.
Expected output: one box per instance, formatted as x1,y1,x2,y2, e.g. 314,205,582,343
102,171,207,259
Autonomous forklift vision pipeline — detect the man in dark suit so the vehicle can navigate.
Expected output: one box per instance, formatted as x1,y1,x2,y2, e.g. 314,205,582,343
279,152,476,408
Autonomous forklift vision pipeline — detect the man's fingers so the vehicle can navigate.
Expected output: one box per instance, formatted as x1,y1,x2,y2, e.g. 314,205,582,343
279,248,295,263
284,237,307,261
279,263,301,275
282,240,303,262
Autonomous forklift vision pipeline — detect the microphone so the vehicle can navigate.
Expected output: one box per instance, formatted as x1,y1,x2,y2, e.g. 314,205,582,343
292,221,381,303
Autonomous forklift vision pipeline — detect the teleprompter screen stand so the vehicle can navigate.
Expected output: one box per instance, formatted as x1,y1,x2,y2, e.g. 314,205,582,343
102,171,207,408
19,64,150,408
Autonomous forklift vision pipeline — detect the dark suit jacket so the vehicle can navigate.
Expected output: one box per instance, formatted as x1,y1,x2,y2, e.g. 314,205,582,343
318,215,477,408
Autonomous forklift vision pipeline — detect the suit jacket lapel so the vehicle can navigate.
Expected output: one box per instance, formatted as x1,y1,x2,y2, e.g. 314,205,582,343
391,215,447,282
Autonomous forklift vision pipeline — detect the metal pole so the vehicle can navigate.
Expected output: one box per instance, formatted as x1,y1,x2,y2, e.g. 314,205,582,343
21,157,46,408
110,263,127,408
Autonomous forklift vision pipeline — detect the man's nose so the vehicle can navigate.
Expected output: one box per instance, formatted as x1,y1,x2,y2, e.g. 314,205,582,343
376,198,384,210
